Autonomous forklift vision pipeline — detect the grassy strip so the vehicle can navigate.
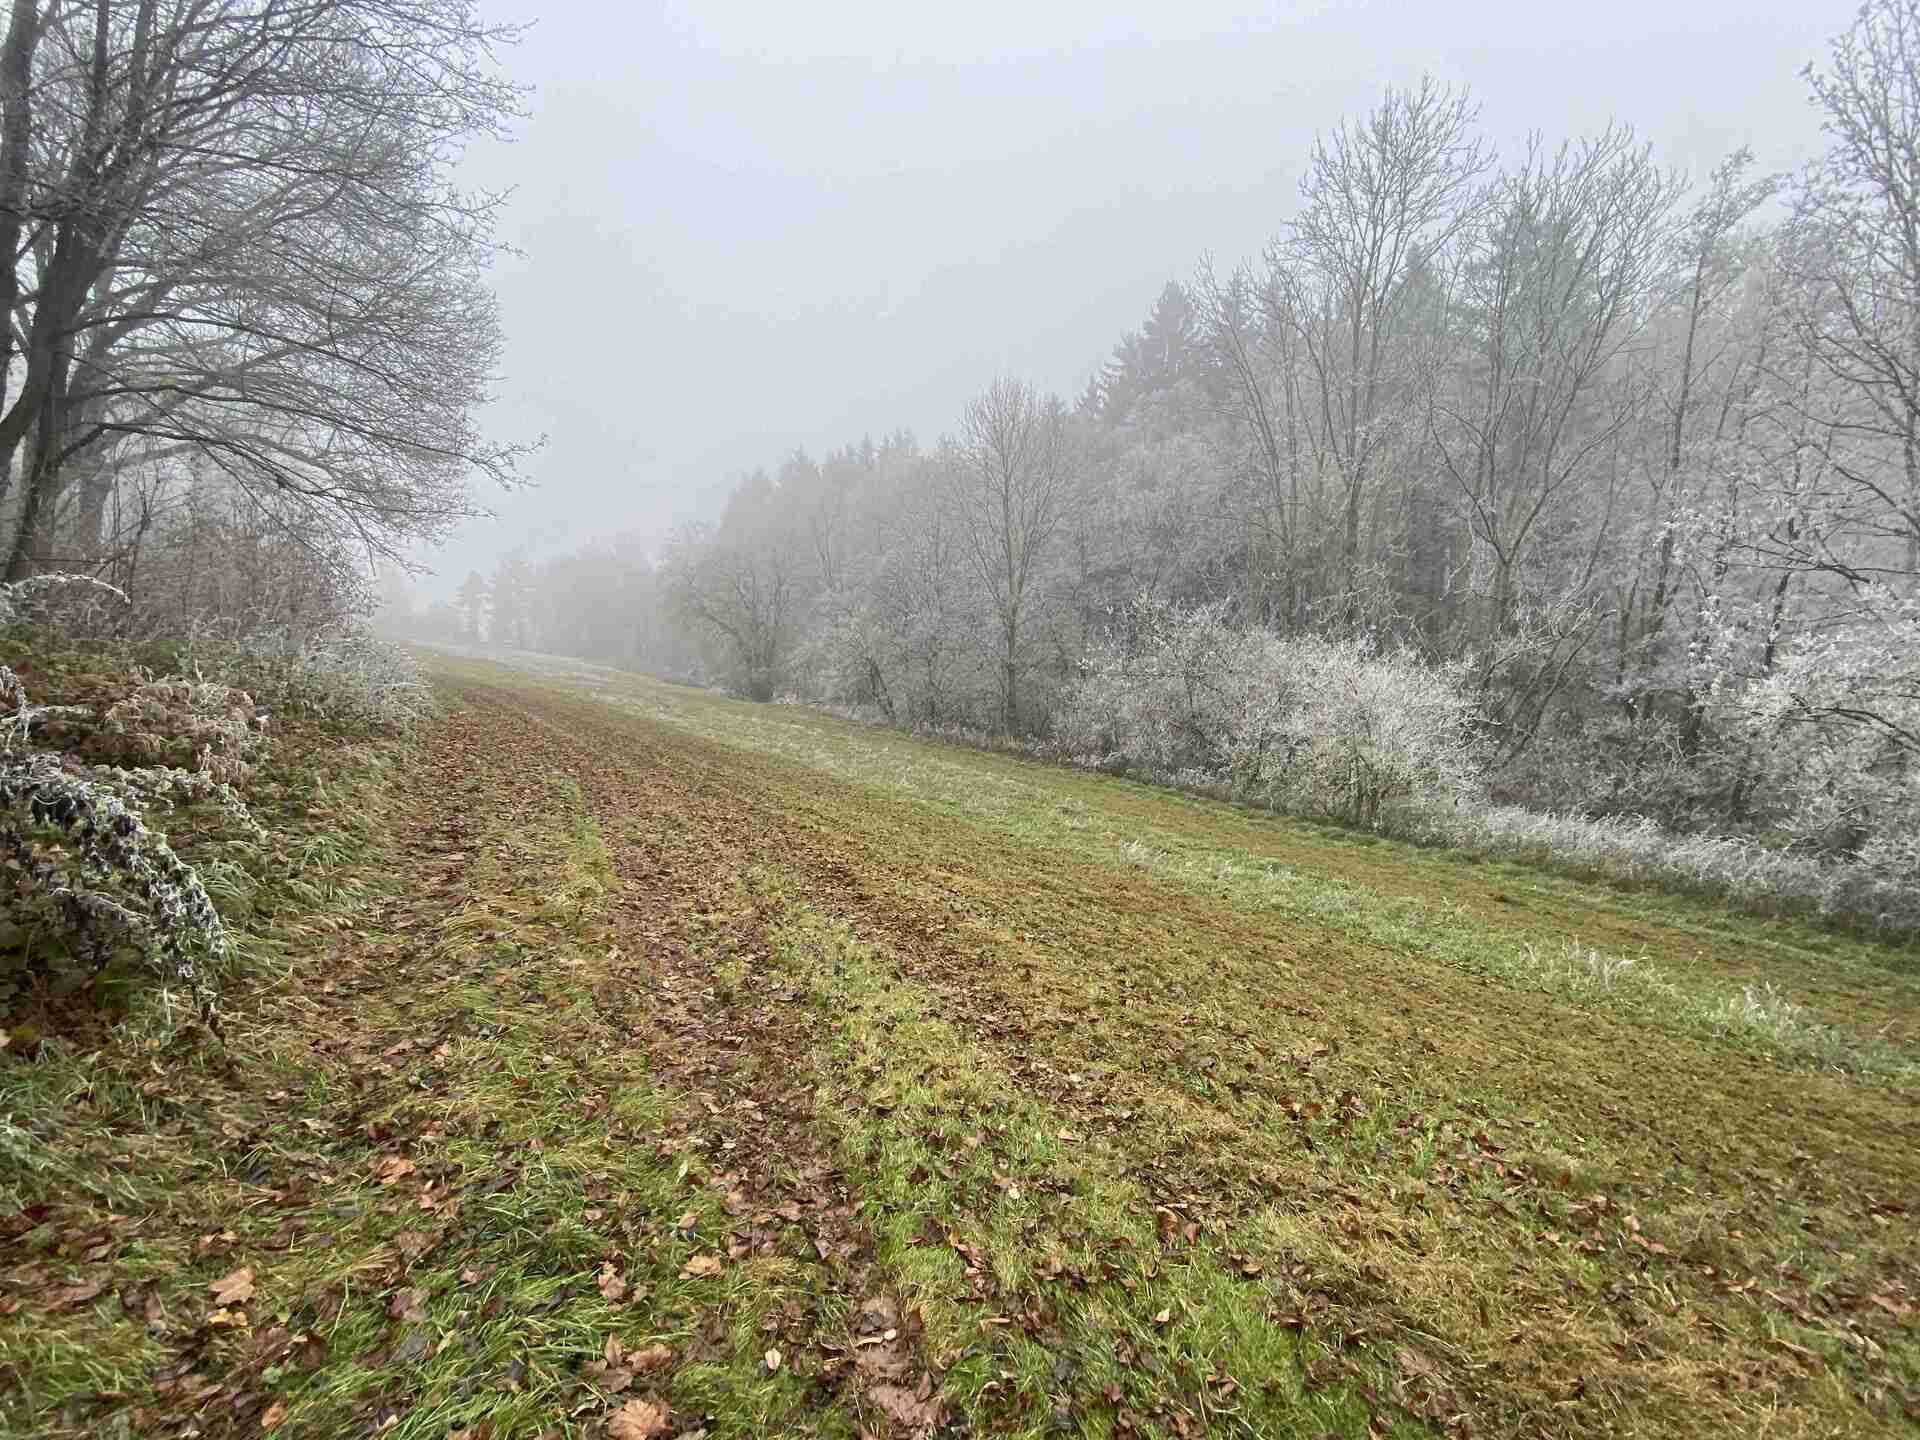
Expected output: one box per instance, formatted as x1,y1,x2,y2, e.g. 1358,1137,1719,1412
1108,841,1919,1081
0,715,839,1438
576,676,1920,1079
740,870,1913,1439
737,866,1429,1439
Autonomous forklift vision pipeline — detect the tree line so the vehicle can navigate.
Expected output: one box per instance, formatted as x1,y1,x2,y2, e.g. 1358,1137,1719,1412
417,1,1920,880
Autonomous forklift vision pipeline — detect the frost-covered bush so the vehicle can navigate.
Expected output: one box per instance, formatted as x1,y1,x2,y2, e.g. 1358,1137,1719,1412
1428,803,1920,935
1718,595,1920,868
1058,600,1485,828
0,572,129,638
0,577,422,1018
179,623,428,731
1053,598,1917,935
89,676,268,783
1,669,227,1015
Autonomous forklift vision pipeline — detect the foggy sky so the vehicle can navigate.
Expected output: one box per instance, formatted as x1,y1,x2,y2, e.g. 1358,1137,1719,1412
425,0,1848,595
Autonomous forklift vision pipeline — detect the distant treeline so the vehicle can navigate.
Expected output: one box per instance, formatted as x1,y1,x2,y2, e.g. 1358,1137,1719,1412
397,4,1920,889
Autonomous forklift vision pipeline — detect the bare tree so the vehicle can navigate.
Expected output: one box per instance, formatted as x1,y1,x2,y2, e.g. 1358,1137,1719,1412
1616,151,1780,704
1782,0,1920,583
948,378,1076,733
1433,128,1685,635
663,475,803,701
0,0,529,581
1193,256,1308,625
1266,78,1489,621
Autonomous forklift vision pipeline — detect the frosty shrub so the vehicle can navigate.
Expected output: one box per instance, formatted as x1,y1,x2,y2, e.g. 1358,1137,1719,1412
179,624,428,732
1723,596,1920,868
0,578,425,1018
1055,600,1919,935
1429,804,1920,934
1453,590,1920,934
92,677,269,784
1058,601,1484,828
0,572,129,639
1,670,227,1016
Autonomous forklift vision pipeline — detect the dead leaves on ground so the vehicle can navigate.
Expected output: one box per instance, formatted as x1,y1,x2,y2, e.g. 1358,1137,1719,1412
40,1275,110,1312
208,1266,255,1306
372,1155,416,1186
868,1376,943,1431
605,1396,672,1438
843,1294,945,1433
386,1286,429,1323
203,1264,259,1327
586,1335,676,1396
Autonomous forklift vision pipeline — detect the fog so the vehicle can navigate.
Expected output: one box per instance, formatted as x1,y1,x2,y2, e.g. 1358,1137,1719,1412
430,0,1844,592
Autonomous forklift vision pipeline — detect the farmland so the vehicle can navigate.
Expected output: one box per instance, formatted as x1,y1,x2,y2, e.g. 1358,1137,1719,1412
6,654,1917,1439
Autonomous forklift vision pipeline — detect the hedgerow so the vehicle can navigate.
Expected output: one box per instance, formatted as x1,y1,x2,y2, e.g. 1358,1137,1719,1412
1057,599,1920,939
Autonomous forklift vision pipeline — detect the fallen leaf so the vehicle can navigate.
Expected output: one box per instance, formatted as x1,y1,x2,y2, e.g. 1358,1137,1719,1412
605,1397,672,1439
209,1267,256,1306
374,1156,416,1186
387,1287,429,1323
680,1254,724,1279
260,1400,287,1431
1153,1308,1172,1326
765,1347,782,1372
392,1231,433,1263
630,1342,673,1374
1396,1346,1440,1380
598,1262,628,1302
869,1381,940,1428
45,1278,108,1311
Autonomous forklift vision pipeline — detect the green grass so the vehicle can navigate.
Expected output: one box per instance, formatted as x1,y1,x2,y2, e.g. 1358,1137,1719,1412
750,875,1422,1438
560,661,1920,1071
